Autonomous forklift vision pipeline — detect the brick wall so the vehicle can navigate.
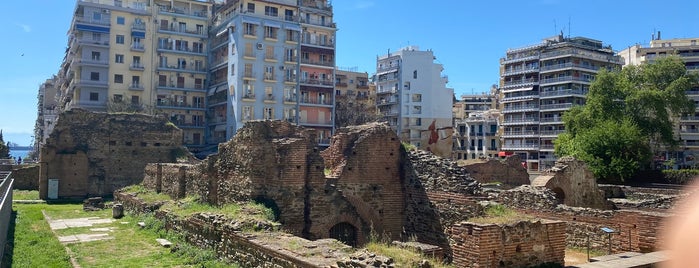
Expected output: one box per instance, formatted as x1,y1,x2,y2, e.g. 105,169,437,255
450,220,566,268
461,155,530,186
11,165,40,190
38,109,184,199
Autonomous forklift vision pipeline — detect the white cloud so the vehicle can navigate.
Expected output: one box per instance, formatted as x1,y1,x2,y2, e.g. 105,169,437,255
15,23,31,33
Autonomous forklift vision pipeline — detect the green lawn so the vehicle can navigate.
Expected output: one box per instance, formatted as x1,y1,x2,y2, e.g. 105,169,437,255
12,190,40,200
2,201,237,267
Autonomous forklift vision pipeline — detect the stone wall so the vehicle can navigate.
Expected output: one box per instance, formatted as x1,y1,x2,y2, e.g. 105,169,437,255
11,165,40,190
461,155,530,186
497,185,559,211
450,220,566,268
38,109,184,199
518,207,668,253
531,156,612,210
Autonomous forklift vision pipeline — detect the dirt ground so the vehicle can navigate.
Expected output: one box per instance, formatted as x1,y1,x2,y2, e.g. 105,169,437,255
565,249,590,266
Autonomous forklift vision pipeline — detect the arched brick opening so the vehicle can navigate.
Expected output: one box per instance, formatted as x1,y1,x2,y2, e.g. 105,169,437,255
552,187,566,204
329,222,358,247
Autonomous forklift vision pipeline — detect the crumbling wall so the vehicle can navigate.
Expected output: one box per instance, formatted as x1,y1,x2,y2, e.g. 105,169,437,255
11,165,40,191
531,156,612,210
450,220,566,268
38,109,184,199
402,149,483,257
461,155,530,186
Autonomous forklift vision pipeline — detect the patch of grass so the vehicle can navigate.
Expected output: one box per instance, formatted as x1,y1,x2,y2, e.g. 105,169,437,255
12,190,40,200
161,195,275,223
3,204,74,267
365,242,452,268
401,142,416,151
567,246,607,258
119,184,172,203
469,204,535,224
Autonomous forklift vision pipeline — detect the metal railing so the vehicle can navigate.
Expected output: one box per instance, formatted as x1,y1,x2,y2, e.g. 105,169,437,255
0,173,14,262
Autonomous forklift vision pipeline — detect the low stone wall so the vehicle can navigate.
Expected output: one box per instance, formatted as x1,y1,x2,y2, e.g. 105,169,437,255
517,207,668,253
450,220,566,268
11,165,39,191
497,185,559,211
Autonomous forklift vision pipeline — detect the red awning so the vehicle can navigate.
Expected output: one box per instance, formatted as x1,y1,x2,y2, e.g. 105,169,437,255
498,151,513,157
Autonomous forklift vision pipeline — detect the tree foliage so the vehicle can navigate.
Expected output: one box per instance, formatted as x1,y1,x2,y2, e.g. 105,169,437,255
555,56,696,182
334,95,379,127
0,130,9,159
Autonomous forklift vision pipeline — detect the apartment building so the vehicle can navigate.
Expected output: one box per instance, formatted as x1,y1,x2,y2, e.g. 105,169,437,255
452,92,499,160
500,34,622,171
375,46,454,157
334,68,374,127
55,0,212,149
207,0,336,145
35,77,60,149
618,35,699,169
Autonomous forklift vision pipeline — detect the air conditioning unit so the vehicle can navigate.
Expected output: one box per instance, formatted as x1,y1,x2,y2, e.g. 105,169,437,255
256,43,264,50
102,9,110,14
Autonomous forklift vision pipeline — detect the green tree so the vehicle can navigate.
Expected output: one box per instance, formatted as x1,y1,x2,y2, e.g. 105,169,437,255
0,130,10,159
555,56,696,182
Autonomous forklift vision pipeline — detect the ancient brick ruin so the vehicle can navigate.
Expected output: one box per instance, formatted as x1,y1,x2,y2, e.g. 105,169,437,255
459,154,530,186
531,156,613,210
38,109,185,199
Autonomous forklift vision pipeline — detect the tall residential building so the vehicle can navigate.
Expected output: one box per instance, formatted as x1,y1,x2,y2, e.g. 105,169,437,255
500,34,622,171
334,68,375,128
452,92,500,160
375,46,454,157
618,35,699,169
34,77,60,152
55,0,212,150
207,0,336,146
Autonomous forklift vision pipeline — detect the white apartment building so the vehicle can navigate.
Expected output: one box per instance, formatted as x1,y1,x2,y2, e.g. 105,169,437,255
375,46,454,157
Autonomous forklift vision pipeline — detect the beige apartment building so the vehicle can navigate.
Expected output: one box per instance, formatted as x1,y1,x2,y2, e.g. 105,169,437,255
618,35,699,169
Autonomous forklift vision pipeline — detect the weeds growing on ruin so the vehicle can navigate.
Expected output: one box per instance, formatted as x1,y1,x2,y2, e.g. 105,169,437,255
469,204,534,224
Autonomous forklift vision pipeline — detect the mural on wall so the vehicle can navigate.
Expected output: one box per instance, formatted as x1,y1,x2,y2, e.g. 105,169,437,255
421,118,453,158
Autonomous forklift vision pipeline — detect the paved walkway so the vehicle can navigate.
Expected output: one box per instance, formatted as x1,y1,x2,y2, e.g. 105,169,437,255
571,251,667,268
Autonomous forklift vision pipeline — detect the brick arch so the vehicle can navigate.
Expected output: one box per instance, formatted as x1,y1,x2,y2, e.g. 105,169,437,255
342,194,383,232
310,213,367,246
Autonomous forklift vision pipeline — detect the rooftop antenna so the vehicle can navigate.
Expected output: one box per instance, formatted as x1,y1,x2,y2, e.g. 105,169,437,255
568,16,571,38
554,19,557,35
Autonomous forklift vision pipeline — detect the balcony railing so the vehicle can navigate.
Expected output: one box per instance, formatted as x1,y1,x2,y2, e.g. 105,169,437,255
300,98,332,105
299,78,334,87
540,103,574,110
540,89,587,97
74,58,109,66
158,6,208,18
501,144,540,150
540,117,564,123
503,118,539,124
157,44,206,55
131,44,145,51
300,17,335,28
129,64,144,71
540,130,565,136
541,48,623,64
502,104,539,112
129,83,144,90
503,78,538,87
540,62,600,72
158,64,207,73
503,131,539,136
300,0,332,12
301,37,334,48
503,66,539,75
158,26,206,37
299,119,333,126
300,58,334,67
539,76,592,84
74,15,110,26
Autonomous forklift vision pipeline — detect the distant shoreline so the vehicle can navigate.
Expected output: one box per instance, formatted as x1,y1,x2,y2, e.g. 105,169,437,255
9,146,32,151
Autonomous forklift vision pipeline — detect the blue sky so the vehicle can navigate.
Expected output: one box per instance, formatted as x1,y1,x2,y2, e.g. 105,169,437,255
1,0,698,146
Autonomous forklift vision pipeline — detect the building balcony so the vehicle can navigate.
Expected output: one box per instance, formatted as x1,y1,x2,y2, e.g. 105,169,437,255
540,129,565,137
300,0,332,11
157,83,206,93
74,15,110,26
539,62,600,73
158,26,207,38
156,101,206,110
539,103,574,111
242,93,256,101
539,89,587,98
129,83,144,91
243,71,256,80
357,84,370,89
157,6,208,19
502,78,538,89
157,45,206,56
377,98,398,106
208,116,226,124
129,64,145,71
300,58,334,67
540,144,555,151
501,93,539,103
501,52,540,64
75,79,108,88
75,37,110,47
502,118,539,126
540,117,564,124
299,78,334,88
502,66,539,76
539,76,592,85
540,48,623,65
335,81,348,87
300,98,333,107
502,104,539,113
298,119,333,127
681,116,699,122
502,131,539,138
174,121,206,128
381,110,399,117
130,43,145,52
157,64,207,74
301,38,334,49
73,58,109,67
500,144,540,151
299,17,336,28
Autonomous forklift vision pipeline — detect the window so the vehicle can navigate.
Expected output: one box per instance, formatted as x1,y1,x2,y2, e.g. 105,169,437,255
91,51,101,60
284,9,294,21
413,70,418,79
115,0,122,7
178,22,186,32
244,43,254,57
264,107,274,119
90,72,100,81
131,96,139,104
265,46,275,59
177,76,185,88
90,92,99,101
115,54,124,63
116,16,125,25
244,63,253,77
247,3,255,13
114,74,123,83
243,80,254,96
93,12,101,21
113,94,123,102
116,35,125,44
264,6,278,16
285,48,296,62
286,29,299,42
244,23,256,36
196,24,204,35
264,26,278,39
195,78,203,89
132,56,141,67
158,75,167,86
243,106,253,121
412,94,422,102
192,96,203,108
132,76,140,87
